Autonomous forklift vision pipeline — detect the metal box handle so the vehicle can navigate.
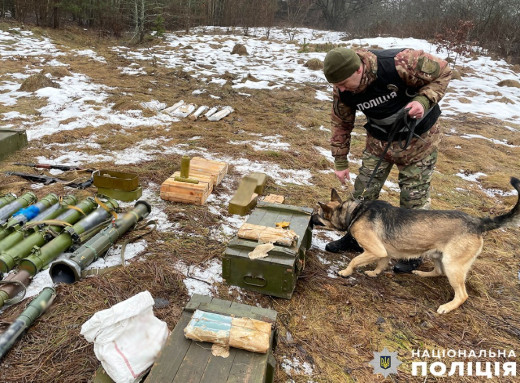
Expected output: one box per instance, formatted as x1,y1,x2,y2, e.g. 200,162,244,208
243,274,267,287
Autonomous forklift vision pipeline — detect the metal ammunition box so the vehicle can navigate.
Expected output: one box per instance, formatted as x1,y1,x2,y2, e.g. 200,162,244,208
146,294,277,383
222,201,313,299
96,186,142,202
93,170,139,191
0,129,28,162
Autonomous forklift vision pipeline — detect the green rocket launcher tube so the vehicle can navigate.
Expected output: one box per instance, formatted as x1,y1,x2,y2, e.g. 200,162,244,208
0,287,56,360
5,193,59,230
50,200,151,284
0,197,97,273
0,269,32,308
0,192,37,225
0,193,17,209
19,199,119,276
0,195,78,254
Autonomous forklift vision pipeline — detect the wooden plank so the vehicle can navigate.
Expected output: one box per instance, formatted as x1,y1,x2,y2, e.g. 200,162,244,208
190,157,228,185
145,311,193,383
159,176,212,204
226,349,267,383
200,348,238,383
172,171,214,186
262,194,284,204
250,306,277,323
207,296,233,310
148,295,277,383
185,294,213,312
172,341,213,383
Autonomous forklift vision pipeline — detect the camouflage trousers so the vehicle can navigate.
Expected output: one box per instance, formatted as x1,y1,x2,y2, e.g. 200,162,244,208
353,123,441,209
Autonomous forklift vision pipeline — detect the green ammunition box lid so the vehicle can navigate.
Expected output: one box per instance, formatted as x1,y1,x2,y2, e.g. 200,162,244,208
0,129,28,162
97,186,142,202
93,170,139,191
146,294,277,383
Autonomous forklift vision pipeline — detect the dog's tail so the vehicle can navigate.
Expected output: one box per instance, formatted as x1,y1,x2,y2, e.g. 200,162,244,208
480,177,520,232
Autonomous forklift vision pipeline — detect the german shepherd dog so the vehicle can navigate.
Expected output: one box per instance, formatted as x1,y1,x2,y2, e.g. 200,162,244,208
312,177,520,314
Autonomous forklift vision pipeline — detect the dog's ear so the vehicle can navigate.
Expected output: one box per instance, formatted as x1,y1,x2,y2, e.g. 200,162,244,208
318,201,333,215
331,188,342,203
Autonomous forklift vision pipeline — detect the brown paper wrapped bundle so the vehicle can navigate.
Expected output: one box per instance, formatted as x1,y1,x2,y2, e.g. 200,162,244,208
237,222,298,246
229,317,271,354
184,310,271,354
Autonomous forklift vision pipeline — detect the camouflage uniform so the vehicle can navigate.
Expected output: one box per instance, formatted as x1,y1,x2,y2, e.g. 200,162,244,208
330,49,451,208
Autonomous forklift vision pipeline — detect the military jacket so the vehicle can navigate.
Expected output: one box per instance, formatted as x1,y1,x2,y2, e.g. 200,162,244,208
330,49,452,170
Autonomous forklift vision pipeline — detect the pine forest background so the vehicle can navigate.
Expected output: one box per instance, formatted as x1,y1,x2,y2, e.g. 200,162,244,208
0,0,519,64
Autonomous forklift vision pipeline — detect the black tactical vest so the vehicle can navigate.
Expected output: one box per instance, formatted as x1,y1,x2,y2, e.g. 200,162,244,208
338,49,441,142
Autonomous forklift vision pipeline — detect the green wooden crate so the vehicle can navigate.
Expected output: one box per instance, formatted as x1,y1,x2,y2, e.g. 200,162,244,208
146,294,278,383
222,201,313,299
0,129,28,162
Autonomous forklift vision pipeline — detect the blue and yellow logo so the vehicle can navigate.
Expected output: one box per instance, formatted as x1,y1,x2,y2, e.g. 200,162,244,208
370,348,402,378
380,356,391,369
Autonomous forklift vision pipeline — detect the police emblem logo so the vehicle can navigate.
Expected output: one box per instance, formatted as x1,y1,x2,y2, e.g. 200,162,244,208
380,356,391,369
387,84,398,92
370,347,402,378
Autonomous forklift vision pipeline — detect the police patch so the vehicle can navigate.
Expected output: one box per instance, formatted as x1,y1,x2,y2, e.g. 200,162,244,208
417,57,440,77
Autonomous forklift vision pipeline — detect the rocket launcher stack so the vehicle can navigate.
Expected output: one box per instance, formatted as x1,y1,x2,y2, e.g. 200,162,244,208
0,192,37,225
0,195,77,256
50,200,151,284
5,193,59,229
0,193,59,241
18,198,119,276
0,198,116,309
0,197,97,274
0,193,17,210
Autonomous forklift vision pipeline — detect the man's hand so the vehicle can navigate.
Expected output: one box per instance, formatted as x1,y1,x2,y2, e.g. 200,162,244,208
334,169,350,185
406,101,425,119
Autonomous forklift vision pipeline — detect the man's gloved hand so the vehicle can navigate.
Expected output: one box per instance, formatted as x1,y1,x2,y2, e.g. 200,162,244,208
405,101,425,119
334,168,350,185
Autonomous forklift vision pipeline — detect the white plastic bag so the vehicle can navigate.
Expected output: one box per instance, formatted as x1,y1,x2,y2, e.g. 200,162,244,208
81,291,169,383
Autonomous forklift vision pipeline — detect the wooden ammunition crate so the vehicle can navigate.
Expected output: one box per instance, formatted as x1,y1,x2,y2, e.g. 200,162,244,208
190,157,228,186
160,157,228,205
160,176,212,205
146,294,277,383
223,202,313,299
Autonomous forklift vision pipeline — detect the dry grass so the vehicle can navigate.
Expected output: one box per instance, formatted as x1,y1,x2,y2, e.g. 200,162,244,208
0,24,519,383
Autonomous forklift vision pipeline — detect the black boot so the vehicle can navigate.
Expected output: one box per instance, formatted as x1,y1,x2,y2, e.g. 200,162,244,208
325,233,363,253
393,258,422,273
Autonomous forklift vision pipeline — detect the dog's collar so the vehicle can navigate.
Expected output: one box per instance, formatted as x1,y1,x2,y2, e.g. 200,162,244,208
345,199,364,232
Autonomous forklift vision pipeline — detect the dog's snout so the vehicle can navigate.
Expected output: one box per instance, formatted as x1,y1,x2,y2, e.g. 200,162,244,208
310,214,324,228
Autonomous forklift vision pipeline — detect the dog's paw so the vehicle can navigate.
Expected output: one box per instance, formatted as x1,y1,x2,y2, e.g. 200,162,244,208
436,304,452,314
338,269,352,278
365,270,379,277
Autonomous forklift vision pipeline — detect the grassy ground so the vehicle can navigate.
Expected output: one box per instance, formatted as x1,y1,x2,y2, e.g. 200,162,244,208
0,22,519,382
